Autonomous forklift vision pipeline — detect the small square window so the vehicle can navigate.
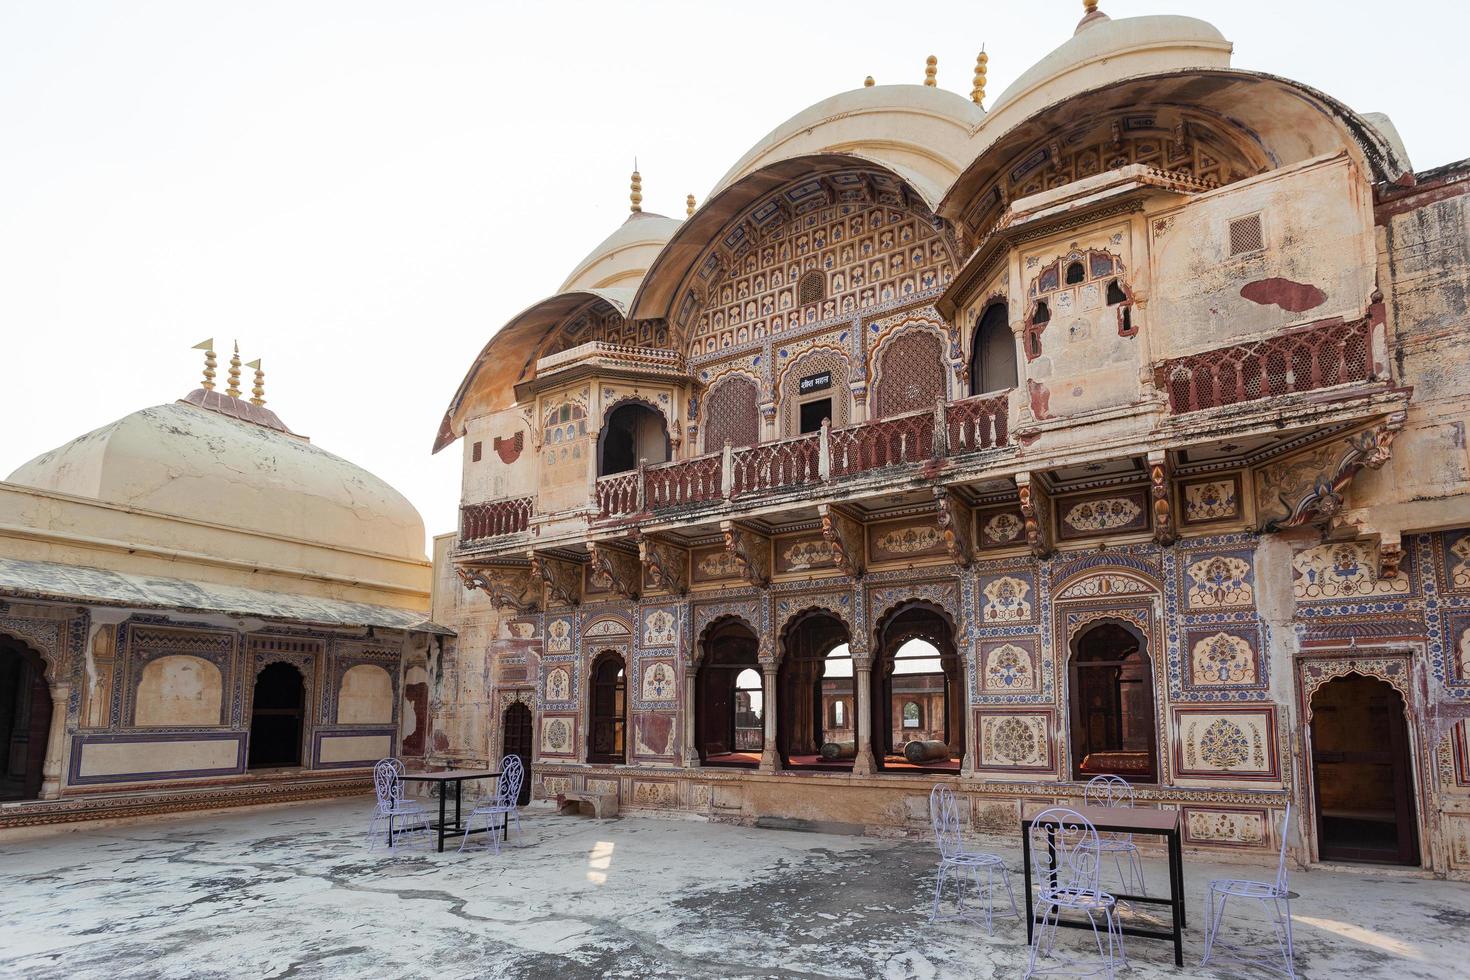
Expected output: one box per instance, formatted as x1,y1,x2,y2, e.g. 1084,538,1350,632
471,441,483,462
1228,214,1264,256
799,398,832,434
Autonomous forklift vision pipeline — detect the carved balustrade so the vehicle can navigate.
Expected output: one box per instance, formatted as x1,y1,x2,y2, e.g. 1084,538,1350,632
731,433,821,495
595,471,641,517
459,496,532,542
1162,318,1374,414
946,392,1010,452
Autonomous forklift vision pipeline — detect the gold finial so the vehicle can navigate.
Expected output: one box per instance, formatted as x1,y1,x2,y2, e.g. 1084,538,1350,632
971,48,988,106
924,55,937,87
226,341,242,398
864,75,875,87
191,338,216,391
245,358,265,406
629,166,642,214
1084,0,1099,11
686,193,696,218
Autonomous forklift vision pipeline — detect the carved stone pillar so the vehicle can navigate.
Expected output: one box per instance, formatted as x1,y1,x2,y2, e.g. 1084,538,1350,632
40,682,70,800
760,662,781,772
682,667,700,768
852,658,875,776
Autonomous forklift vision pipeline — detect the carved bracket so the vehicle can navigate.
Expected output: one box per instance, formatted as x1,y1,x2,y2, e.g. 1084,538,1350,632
1016,471,1054,559
1148,450,1176,547
456,563,540,613
818,503,866,579
636,531,689,596
932,487,973,567
1264,412,1406,532
588,541,641,600
720,520,771,588
528,551,582,607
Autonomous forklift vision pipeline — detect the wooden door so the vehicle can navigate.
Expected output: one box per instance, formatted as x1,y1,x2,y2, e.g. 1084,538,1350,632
502,702,532,806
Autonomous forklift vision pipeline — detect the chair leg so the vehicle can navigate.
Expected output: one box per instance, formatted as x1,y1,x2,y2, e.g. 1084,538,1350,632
999,865,1020,921
1025,901,1053,979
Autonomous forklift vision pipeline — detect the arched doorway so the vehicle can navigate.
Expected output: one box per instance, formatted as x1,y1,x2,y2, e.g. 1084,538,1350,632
1067,621,1157,783
1310,674,1419,865
0,636,52,801
695,618,761,767
874,603,963,773
502,701,533,806
587,652,626,764
969,302,1016,395
248,662,306,769
598,402,669,475
777,611,854,770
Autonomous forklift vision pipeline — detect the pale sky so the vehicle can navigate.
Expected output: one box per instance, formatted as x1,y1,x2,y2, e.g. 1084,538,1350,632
2,1,1464,554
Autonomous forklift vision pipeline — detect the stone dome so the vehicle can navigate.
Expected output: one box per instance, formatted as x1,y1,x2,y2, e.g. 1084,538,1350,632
7,394,427,562
558,210,682,293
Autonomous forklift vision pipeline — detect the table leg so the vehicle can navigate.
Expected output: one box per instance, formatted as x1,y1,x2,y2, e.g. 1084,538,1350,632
1022,820,1034,946
455,780,463,831
437,782,447,853
1169,829,1184,966
1175,828,1187,928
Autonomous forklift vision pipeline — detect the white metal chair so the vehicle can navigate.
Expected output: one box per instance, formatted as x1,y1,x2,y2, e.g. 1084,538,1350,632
928,784,1019,934
1083,774,1146,906
367,757,430,851
1202,803,1297,978
459,754,525,854
1025,807,1126,980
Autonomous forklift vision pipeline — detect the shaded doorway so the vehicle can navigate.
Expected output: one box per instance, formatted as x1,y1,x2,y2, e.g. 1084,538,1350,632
969,302,1017,395
587,652,626,764
874,603,962,773
1310,674,1419,865
597,402,669,475
503,701,533,806
695,618,761,768
777,612,855,770
0,637,52,801
1068,622,1157,782
248,662,306,769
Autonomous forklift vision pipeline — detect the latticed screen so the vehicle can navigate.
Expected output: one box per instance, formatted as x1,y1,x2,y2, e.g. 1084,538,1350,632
874,331,946,418
703,375,761,453
798,269,826,306
1165,319,1372,413
1228,214,1264,256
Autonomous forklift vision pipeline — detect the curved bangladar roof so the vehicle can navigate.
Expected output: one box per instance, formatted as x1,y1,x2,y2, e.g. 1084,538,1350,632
434,287,634,453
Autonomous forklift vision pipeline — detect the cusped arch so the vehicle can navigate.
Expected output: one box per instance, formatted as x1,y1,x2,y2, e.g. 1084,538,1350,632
869,321,953,419
701,372,762,453
872,597,960,653
134,654,225,727
1053,556,1163,602
694,611,761,664
776,603,854,662
775,345,852,437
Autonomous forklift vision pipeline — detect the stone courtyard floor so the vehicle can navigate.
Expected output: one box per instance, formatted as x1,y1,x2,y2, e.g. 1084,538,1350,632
2,799,1468,979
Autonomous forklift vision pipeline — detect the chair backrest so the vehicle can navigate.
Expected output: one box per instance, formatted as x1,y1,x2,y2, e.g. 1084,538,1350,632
929,784,965,859
1029,807,1104,899
497,754,525,808
1273,802,1294,892
372,758,403,810
1083,774,1135,809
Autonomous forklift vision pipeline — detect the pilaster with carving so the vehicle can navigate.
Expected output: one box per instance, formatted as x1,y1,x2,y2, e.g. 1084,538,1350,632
818,503,866,579
1016,471,1054,559
720,521,771,588
636,532,689,596
528,552,582,607
933,487,973,567
1149,450,1176,547
588,542,641,600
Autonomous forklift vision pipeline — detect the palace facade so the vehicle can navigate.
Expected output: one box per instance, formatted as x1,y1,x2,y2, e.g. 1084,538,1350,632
430,5,1470,875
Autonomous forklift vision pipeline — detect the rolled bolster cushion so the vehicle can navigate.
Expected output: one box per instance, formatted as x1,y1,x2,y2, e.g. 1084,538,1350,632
903,739,951,763
819,740,856,760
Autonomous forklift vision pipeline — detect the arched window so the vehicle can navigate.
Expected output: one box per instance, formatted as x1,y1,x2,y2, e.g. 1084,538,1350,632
1106,279,1126,305
875,606,963,773
1032,300,1050,325
695,619,760,767
874,329,946,418
1065,260,1085,285
588,652,627,764
1067,622,1157,783
702,375,761,454
598,402,670,476
777,612,855,770
969,303,1017,395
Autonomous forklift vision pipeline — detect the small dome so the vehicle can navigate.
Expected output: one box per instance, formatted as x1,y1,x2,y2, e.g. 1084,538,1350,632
8,397,426,562
989,14,1231,117
559,211,681,293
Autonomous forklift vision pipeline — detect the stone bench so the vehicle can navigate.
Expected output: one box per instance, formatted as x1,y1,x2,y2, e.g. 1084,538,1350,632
556,790,619,820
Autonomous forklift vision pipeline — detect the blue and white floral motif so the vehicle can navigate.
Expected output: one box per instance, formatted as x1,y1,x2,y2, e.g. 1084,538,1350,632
1183,480,1239,523
1449,534,1470,591
1185,555,1253,610
982,575,1032,623
1292,542,1411,601
1197,718,1250,769
982,642,1036,692
640,662,676,701
1063,497,1142,533
1189,632,1257,686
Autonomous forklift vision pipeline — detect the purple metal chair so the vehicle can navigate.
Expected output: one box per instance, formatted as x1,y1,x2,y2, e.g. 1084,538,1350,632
368,757,430,851
1201,803,1296,978
1083,775,1146,905
928,784,1019,934
459,754,525,854
1025,807,1126,979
